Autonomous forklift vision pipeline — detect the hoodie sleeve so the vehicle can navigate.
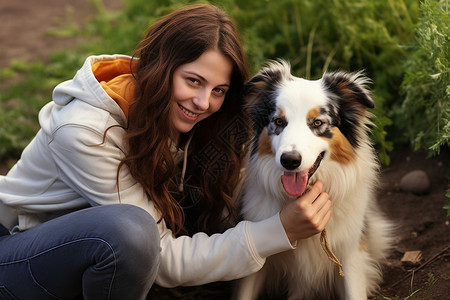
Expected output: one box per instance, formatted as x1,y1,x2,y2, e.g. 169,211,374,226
49,124,294,287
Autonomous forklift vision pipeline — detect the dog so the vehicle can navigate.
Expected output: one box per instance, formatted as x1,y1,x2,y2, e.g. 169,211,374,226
235,61,392,300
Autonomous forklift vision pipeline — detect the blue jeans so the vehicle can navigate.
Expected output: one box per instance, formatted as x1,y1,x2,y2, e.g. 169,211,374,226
0,204,161,300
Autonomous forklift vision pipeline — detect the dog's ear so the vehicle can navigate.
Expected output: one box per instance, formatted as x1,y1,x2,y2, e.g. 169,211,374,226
244,60,290,100
244,60,291,134
322,71,374,109
322,71,374,147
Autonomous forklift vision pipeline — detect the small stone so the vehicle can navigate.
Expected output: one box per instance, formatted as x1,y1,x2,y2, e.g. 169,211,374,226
399,170,430,195
401,250,423,267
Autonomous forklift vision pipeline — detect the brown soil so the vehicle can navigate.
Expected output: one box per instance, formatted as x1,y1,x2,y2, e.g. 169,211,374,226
376,149,450,299
1,1,449,299
0,0,123,69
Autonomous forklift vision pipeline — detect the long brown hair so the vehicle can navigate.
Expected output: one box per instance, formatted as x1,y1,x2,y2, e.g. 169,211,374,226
121,4,249,236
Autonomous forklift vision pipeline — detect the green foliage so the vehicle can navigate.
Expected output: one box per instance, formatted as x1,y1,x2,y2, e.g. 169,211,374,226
397,0,449,156
81,0,191,56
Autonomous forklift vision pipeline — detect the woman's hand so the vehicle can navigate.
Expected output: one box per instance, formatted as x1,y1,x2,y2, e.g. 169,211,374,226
279,180,332,242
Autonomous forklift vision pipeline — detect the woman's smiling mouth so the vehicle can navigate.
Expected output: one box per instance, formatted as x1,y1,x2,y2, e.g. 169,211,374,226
179,104,200,119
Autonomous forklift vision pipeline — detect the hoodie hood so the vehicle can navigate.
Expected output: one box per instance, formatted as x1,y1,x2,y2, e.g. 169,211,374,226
92,57,136,118
42,55,135,136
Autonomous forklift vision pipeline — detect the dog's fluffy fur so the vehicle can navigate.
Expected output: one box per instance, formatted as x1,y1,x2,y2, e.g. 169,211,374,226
236,61,392,300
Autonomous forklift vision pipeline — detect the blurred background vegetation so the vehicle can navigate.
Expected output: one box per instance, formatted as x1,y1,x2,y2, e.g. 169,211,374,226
0,0,448,164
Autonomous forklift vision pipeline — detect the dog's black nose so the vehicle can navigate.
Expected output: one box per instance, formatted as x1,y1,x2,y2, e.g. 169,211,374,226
280,151,302,170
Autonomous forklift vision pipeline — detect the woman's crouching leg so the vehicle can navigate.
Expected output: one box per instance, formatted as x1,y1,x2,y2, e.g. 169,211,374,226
80,204,161,300
0,204,160,300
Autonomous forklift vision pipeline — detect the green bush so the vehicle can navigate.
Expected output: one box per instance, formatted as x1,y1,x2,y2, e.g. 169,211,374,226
397,0,449,156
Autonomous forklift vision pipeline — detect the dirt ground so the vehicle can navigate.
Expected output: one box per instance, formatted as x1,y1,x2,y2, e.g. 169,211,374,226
375,149,449,299
1,1,449,299
0,0,124,68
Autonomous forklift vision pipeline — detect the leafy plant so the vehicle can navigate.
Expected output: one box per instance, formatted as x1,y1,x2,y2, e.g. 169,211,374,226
397,0,449,156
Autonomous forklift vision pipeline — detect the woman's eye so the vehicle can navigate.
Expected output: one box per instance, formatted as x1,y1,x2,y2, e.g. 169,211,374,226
187,78,200,85
212,87,226,96
313,120,323,127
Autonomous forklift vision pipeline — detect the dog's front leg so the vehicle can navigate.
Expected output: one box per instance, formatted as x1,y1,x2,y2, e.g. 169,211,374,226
234,267,268,300
340,249,370,300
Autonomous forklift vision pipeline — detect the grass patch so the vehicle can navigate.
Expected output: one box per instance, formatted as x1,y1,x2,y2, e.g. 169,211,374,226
376,272,437,300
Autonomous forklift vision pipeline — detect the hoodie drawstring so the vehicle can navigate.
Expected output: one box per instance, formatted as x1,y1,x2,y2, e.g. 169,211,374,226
178,130,194,192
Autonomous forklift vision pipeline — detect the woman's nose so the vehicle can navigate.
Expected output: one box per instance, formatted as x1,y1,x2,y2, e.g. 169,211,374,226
193,90,210,111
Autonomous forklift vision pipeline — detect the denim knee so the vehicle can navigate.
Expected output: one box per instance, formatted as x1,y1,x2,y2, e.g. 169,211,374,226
0,204,161,300
91,204,161,282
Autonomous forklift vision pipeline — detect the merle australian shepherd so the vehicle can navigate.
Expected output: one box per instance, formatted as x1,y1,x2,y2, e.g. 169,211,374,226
236,61,392,300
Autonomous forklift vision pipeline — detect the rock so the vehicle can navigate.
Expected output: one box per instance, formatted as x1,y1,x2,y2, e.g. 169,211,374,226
399,170,430,195
401,250,423,267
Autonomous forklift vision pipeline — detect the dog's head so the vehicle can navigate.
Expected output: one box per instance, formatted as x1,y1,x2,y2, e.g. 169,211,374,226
245,60,374,197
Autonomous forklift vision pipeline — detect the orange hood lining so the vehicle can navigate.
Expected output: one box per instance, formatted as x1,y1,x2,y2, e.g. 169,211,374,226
92,58,136,118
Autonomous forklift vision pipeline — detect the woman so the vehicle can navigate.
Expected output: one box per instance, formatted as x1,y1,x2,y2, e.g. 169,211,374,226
0,4,332,299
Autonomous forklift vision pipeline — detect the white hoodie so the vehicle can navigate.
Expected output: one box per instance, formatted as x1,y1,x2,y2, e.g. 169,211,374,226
0,55,293,287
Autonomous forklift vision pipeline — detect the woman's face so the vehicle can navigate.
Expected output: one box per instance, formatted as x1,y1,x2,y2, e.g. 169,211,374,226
171,49,232,137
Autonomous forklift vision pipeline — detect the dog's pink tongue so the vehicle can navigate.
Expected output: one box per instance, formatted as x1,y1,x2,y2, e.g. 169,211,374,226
281,171,308,197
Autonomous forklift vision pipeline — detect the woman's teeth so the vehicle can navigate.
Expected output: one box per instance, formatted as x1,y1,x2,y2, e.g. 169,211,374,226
180,106,198,118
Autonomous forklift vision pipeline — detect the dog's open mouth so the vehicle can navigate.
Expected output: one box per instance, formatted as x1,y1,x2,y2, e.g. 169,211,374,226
281,151,325,197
